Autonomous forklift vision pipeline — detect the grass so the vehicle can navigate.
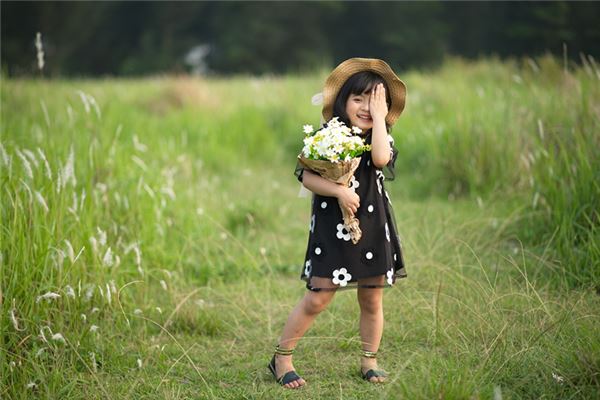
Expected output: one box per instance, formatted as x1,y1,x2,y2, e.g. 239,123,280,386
1,55,599,398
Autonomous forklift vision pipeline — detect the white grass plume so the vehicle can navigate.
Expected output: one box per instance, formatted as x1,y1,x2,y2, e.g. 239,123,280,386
34,191,49,213
36,147,52,180
15,149,33,179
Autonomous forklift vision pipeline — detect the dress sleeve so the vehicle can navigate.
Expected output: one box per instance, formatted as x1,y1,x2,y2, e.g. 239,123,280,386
382,135,398,181
294,159,305,182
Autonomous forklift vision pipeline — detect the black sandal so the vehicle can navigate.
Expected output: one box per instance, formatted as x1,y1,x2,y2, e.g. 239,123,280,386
268,344,305,388
360,349,388,382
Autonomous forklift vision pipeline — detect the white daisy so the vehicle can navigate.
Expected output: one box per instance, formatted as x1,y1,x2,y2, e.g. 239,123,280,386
348,176,360,192
387,269,394,285
310,214,315,233
352,126,362,134
332,267,352,287
304,260,312,276
303,125,314,134
385,223,390,242
336,223,351,241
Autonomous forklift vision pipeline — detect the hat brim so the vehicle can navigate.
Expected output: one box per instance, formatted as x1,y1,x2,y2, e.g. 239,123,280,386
321,58,406,126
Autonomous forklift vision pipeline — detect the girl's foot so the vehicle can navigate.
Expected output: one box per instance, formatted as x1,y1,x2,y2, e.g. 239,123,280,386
361,357,387,383
275,354,306,389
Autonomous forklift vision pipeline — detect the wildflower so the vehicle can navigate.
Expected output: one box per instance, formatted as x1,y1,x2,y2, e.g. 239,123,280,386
89,325,99,333
51,333,65,344
552,372,564,384
303,124,314,134
133,309,143,315
259,247,267,256
91,307,100,313
160,280,167,291
36,292,61,303
352,126,362,134
156,307,162,314
64,285,76,298
137,358,143,369
81,313,87,322
27,382,37,389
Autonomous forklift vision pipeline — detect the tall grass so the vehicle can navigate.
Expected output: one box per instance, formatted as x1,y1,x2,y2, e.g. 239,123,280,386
1,57,598,398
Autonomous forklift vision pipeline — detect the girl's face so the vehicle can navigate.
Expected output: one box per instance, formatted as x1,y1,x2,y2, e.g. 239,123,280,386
345,88,375,132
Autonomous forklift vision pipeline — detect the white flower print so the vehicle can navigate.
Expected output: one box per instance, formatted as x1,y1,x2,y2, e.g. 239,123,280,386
394,253,397,261
349,176,360,192
367,159,370,166
385,223,390,242
320,201,327,209
336,223,351,241
376,177,382,194
304,260,312,277
385,190,391,204
376,170,385,181
310,214,315,233
366,251,374,260
314,246,322,255
332,267,352,287
387,269,394,285
367,204,374,213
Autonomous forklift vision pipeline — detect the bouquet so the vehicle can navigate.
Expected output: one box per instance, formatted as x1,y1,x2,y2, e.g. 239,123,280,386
298,117,371,244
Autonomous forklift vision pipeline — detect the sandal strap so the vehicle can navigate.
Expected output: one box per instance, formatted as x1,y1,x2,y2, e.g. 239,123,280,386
279,370,302,385
275,344,295,355
362,369,387,380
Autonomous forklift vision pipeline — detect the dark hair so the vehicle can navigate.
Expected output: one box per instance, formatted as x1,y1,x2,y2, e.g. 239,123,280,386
332,71,392,133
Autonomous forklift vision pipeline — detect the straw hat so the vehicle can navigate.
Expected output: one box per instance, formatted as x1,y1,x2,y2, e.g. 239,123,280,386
321,58,407,126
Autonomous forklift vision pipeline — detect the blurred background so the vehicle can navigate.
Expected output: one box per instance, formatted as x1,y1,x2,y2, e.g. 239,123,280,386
2,1,600,76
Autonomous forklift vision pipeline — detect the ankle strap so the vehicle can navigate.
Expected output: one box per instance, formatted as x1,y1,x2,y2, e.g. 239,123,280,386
361,349,377,358
275,344,295,355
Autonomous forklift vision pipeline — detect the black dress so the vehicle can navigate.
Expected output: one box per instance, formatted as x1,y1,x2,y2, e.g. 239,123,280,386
294,131,407,291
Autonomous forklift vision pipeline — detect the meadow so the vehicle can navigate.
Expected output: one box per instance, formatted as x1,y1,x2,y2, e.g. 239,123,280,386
1,55,599,399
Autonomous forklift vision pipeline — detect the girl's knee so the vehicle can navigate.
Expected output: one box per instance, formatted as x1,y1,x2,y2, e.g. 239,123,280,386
303,292,333,315
357,292,383,314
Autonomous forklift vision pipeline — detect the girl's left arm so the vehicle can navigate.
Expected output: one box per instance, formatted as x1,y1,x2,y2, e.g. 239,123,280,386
369,83,391,168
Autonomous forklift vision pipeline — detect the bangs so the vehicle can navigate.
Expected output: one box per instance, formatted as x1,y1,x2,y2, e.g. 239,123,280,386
346,71,386,95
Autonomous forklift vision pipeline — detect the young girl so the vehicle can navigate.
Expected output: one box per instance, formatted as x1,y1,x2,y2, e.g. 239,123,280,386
268,58,407,389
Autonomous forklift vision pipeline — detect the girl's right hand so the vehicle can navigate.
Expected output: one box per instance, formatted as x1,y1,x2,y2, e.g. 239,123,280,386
336,186,360,215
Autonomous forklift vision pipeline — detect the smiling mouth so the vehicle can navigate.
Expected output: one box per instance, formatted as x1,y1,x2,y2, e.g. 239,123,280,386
358,115,372,121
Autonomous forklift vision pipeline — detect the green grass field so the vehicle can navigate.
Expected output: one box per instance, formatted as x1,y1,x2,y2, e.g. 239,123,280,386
1,56,599,399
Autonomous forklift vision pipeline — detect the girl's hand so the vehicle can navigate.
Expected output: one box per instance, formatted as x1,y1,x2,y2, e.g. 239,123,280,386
369,83,388,123
336,186,360,215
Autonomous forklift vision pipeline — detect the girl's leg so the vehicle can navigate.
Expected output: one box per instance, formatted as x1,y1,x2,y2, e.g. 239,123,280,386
275,277,337,389
356,274,386,383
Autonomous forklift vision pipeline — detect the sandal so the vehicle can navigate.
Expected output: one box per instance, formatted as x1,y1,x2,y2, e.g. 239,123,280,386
360,349,388,382
267,344,305,388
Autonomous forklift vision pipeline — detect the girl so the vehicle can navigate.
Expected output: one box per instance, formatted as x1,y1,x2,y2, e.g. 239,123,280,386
268,58,407,389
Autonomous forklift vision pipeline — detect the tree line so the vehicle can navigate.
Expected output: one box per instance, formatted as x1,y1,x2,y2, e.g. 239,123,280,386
2,1,599,76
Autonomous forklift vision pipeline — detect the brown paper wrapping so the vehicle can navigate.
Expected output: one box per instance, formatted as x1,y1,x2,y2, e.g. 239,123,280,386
298,155,362,244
